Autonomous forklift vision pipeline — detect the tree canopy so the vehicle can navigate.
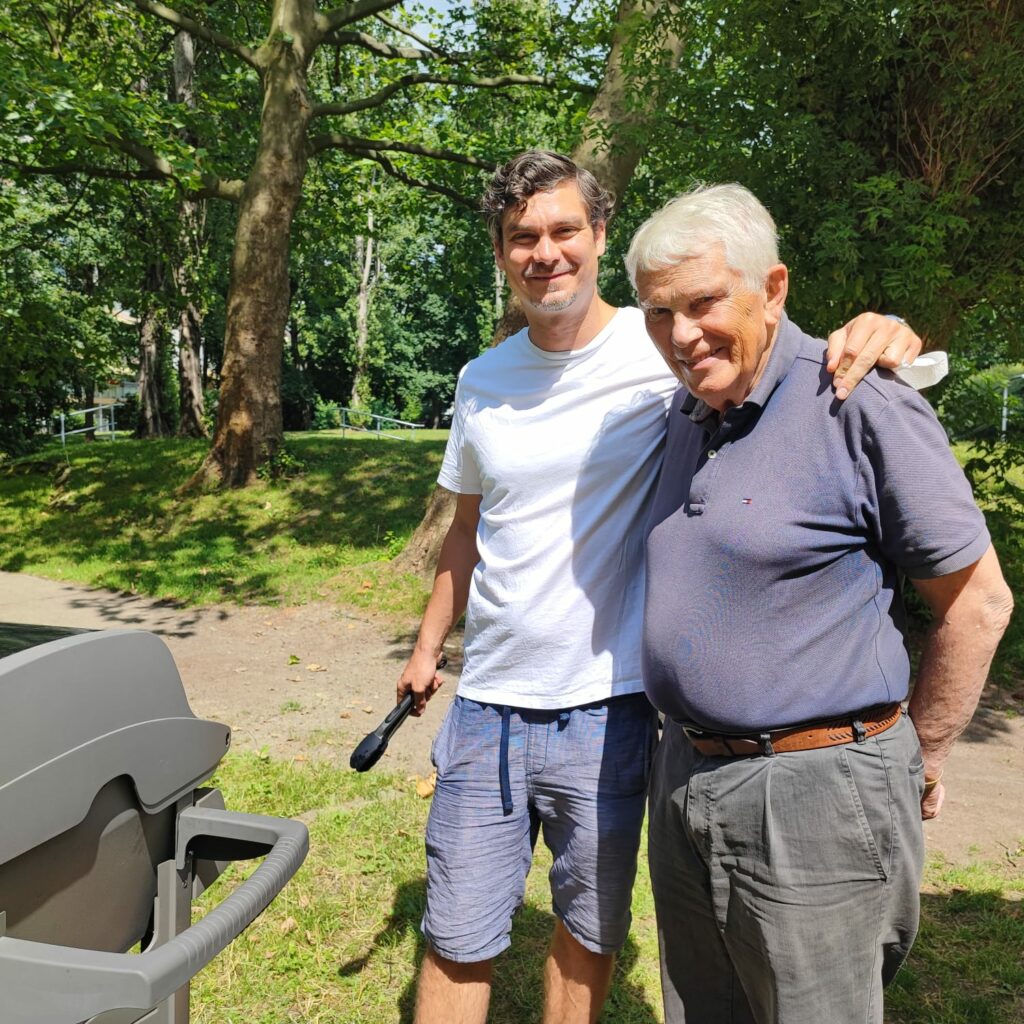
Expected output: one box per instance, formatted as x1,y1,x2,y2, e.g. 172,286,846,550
2,0,1022,468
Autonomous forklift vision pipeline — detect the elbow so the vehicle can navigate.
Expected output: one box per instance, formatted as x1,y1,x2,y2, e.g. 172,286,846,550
968,578,1015,648
984,581,1014,639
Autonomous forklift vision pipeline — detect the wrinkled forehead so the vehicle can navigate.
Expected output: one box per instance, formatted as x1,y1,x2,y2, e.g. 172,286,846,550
636,246,737,302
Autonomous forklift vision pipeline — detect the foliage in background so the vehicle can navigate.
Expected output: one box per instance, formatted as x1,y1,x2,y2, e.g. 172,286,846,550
0,179,137,456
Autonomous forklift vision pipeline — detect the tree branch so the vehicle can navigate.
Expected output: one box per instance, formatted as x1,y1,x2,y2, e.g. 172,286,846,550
325,29,458,61
345,149,477,210
318,0,405,36
131,0,257,68
310,131,497,170
374,12,447,57
4,143,245,202
312,72,559,117
1,158,164,182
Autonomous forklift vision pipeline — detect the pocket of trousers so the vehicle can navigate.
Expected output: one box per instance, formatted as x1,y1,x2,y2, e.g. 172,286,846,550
430,698,462,776
840,745,894,882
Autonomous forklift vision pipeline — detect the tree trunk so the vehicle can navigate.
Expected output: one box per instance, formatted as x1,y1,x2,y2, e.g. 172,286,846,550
177,296,206,436
171,29,208,439
392,1,685,578
83,383,96,440
136,263,169,438
573,0,685,211
350,211,376,407
187,4,315,487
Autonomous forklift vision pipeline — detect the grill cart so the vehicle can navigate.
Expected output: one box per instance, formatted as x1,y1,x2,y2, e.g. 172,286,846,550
0,624,310,1024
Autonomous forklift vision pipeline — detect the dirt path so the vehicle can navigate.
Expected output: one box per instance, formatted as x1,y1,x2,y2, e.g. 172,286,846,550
1,570,1021,866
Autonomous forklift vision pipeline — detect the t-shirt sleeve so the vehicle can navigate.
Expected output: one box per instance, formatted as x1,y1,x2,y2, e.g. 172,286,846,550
437,370,483,495
857,386,990,579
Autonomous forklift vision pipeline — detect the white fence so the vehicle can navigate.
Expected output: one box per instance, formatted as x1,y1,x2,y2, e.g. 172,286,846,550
55,403,122,446
336,406,422,441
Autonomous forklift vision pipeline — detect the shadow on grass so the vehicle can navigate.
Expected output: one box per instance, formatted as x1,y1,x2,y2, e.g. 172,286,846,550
0,435,446,608
887,888,1024,1024
339,877,660,1024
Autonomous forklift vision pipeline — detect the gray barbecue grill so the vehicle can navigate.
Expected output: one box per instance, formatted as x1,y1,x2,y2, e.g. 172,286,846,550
0,624,310,1023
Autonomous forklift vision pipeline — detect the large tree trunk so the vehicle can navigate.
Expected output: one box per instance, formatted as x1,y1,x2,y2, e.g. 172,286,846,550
187,3,316,487
392,0,685,579
171,29,208,439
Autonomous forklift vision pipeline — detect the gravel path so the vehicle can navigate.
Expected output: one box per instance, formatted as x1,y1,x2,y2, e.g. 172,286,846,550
1,570,1021,865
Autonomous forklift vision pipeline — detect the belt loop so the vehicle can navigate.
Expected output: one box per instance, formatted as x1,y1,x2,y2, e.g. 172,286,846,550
852,718,867,744
759,732,775,757
499,706,513,816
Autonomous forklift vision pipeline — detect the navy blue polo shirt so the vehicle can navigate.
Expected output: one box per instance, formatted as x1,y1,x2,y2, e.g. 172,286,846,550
642,315,991,732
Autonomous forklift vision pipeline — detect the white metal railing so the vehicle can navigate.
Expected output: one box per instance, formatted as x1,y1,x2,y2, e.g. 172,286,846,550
336,406,422,441
1001,373,1024,438
56,403,122,446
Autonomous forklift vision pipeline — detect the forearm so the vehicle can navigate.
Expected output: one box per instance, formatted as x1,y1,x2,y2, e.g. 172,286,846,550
413,523,478,660
908,611,1009,778
908,548,1014,778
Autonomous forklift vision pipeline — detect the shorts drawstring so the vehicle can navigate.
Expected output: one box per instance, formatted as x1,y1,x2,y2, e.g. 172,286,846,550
499,705,513,815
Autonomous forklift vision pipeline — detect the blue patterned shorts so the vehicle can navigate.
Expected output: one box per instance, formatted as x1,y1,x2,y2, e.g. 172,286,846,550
421,692,658,962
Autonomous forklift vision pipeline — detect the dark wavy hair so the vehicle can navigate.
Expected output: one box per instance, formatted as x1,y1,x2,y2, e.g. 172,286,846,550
482,150,615,246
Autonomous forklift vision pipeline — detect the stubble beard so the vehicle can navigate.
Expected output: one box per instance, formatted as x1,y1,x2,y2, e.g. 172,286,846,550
525,289,578,313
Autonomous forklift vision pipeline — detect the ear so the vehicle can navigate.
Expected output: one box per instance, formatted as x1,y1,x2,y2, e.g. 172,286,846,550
764,264,788,325
493,236,506,272
593,220,607,258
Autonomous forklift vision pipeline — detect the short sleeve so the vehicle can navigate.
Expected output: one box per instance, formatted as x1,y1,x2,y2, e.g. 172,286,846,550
857,387,990,579
437,369,483,495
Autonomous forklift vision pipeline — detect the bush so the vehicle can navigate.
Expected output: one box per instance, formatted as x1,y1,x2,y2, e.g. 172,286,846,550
312,396,341,431
938,362,1024,492
202,387,218,435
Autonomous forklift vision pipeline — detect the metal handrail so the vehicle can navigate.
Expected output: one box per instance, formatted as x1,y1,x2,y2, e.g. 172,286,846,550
55,403,122,446
336,406,422,441
1000,373,1024,438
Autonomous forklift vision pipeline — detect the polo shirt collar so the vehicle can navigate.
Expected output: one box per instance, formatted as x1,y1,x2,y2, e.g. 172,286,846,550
683,312,801,430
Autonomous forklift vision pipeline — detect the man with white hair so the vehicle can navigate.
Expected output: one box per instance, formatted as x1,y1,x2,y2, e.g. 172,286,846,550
629,183,1013,1024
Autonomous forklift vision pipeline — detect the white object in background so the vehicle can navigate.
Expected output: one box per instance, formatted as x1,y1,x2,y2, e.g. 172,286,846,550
896,351,948,390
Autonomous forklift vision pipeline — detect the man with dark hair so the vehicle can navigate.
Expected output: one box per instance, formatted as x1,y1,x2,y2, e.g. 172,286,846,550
396,150,922,1024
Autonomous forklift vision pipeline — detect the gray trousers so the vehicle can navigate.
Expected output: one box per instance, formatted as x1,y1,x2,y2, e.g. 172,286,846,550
648,713,925,1024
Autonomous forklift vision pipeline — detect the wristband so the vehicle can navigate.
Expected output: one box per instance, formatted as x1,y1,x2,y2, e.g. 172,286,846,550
923,772,943,794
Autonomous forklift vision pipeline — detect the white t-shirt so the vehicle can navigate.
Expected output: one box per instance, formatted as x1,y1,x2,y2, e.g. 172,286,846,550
438,306,677,709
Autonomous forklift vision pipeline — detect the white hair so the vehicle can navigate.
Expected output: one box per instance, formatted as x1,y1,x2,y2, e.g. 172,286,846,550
625,183,779,291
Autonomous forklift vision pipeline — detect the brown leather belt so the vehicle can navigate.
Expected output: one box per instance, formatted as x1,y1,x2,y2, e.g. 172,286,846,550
680,703,903,757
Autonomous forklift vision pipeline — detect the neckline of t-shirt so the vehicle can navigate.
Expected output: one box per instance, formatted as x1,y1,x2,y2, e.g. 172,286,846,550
523,307,628,363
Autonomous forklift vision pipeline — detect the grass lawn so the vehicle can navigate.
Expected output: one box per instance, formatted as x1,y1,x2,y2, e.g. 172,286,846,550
0,433,445,614
192,753,1024,1024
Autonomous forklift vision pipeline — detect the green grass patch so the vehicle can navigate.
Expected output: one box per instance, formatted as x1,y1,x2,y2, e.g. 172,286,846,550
192,753,1024,1024
0,434,444,610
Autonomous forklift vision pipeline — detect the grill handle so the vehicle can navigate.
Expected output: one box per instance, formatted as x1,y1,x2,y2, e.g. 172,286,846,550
0,806,309,1024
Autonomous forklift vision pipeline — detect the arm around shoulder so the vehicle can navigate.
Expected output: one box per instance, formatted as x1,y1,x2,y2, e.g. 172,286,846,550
908,544,1014,818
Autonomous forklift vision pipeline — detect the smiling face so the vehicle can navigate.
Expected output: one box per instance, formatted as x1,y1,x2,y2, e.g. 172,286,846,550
494,180,606,317
637,245,788,411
